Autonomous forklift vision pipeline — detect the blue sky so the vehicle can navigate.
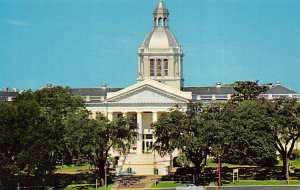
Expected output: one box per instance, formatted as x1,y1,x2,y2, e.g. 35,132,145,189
1,0,300,92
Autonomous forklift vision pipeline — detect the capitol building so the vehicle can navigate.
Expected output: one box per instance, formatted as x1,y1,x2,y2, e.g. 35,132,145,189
68,1,299,175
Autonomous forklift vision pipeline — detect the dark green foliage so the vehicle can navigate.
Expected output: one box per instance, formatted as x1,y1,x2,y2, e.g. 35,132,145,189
291,149,300,160
153,102,222,179
231,80,268,101
63,112,137,181
268,98,300,180
219,100,277,166
0,86,137,187
0,87,84,188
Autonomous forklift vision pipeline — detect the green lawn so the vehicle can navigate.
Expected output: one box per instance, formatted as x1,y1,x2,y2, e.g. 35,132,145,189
206,159,300,168
276,160,300,168
64,184,112,190
56,163,92,170
224,180,300,186
151,182,183,188
206,159,235,167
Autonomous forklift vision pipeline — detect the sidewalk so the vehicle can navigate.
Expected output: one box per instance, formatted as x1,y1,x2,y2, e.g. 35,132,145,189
111,175,160,190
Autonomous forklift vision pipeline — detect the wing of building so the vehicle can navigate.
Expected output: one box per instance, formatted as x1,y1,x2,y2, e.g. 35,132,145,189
0,87,20,102
69,1,300,175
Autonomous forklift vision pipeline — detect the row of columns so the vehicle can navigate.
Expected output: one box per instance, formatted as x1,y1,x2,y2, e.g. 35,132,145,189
106,111,159,155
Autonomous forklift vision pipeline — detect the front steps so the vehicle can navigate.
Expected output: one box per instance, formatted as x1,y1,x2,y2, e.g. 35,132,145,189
121,152,171,175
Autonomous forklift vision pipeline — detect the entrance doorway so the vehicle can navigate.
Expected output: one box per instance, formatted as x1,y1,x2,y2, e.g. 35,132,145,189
142,134,153,153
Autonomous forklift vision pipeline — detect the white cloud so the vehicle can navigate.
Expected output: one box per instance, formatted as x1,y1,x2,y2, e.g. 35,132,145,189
0,18,28,26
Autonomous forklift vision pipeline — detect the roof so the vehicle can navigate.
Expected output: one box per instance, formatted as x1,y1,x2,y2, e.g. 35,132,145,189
70,84,298,97
70,88,123,96
0,91,19,97
107,79,191,101
143,27,179,48
263,85,298,94
156,0,167,10
183,86,236,95
183,85,299,95
154,0,169,15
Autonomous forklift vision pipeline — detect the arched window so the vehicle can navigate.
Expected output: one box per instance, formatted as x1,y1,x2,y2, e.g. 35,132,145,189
163,18,167,27
163,59,168,76
158,18,163,26
154,18,157,27
150,59,155,76
157,59,162,76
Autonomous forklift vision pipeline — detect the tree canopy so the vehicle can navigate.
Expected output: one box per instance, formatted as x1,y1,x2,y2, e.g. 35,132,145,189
268,98,300,180
231,80,268,101
219,100,277,166
0,86,139,187
62,111,138,182
0,87,84,187
153,102,222,181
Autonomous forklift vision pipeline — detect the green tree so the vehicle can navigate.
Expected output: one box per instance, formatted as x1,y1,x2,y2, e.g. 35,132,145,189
153,103,221,181
231,80,268,102
63,112,137,183
269,98,300,180
0,99,53,188
62,108,92,165
219,100,277,166
0,86,84,188
17,87,84,172
0,101,20,187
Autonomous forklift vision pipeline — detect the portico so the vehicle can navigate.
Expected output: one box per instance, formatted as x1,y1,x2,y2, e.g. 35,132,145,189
86,79,191,157
105,110,161,154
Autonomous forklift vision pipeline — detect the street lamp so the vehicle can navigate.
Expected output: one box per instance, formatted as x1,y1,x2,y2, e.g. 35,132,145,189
153,142,159,175
104,162,109,188
218,150,221,190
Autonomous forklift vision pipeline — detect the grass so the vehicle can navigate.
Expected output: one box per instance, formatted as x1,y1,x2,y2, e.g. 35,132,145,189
56,163,92,170
206,159,236,167
151,182,183,188
276,160,300,168
152,181,300,188
206,158,300,168
224,180,300,186
64,184,112,190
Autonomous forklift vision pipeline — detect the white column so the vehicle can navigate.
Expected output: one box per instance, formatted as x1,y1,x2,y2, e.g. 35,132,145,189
152,112,158,143
152,112,158,123
122,112,128,118
154,59,157,78
136,112,143,154
107,112,113,121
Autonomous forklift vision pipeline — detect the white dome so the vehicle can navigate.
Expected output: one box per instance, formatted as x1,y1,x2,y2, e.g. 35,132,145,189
142,27,179,49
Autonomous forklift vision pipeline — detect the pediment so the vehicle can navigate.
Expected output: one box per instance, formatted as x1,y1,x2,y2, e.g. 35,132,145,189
106,79,191,104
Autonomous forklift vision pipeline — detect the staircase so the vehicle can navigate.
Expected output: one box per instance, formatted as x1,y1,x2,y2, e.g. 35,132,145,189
121,152,170,175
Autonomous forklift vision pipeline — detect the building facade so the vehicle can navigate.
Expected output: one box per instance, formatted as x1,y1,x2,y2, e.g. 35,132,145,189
0,87,20,102
70,1,300,175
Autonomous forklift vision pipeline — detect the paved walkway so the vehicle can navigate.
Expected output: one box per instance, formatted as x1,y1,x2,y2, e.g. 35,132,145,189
111,175,160,190
207,187,300,190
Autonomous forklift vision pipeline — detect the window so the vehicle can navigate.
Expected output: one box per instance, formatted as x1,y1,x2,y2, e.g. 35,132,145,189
158,18,163,26
163,59,168,76
157,59,162,76
145,134,153,139
150,59,155,76
163,18,167,26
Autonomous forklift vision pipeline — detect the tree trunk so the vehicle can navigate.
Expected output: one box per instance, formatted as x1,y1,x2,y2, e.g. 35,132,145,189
169,153,173,176
26,168,32,190
282,154,289,181
96,160,106,186
195,165,202,184
192,158,203,184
